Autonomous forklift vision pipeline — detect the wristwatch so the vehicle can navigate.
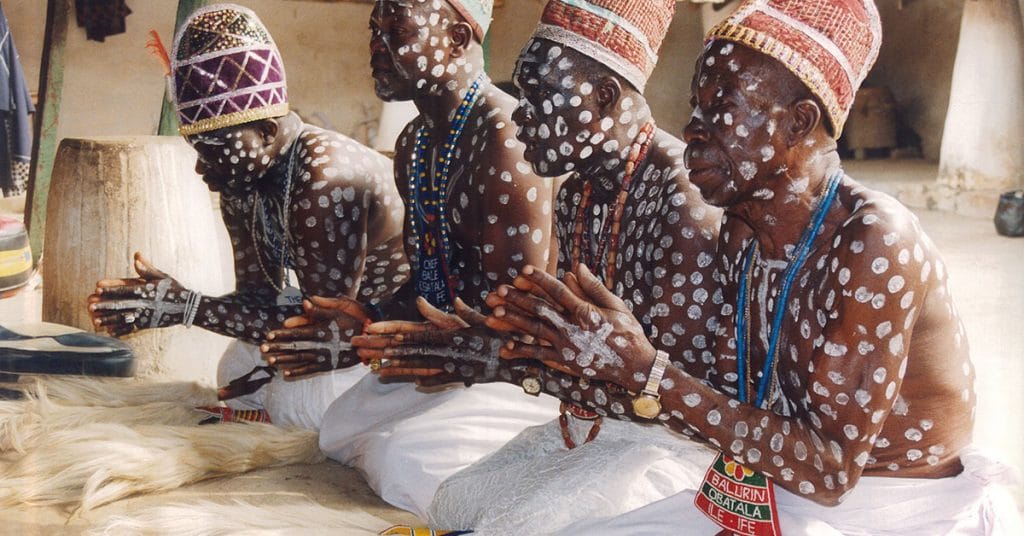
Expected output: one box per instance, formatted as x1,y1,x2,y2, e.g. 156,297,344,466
632,350,669,419
522,376,542,396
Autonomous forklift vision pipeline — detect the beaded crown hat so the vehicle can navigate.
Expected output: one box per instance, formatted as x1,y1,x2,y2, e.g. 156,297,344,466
171,4,288,136
706,0,883,137
527,0,677,92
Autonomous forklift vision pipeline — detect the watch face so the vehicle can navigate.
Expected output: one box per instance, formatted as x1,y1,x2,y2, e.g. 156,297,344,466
522,376,542,396
632,396,661,419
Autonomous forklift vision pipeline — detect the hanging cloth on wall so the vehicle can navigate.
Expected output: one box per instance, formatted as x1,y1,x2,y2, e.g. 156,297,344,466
0,5,35,198
75,0,132,42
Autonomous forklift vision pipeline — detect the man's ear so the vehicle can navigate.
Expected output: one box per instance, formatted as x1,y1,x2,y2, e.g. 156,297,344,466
595,76,622,115
787,99,823,147
257,118,280,146
449,21,474,59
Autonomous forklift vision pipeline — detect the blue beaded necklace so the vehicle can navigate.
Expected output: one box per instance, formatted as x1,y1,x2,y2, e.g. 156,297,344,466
736,170,843,407
407,74,486,310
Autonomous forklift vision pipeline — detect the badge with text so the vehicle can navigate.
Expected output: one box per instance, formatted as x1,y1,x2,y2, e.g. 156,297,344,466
276,285,303,307
695,453,782,536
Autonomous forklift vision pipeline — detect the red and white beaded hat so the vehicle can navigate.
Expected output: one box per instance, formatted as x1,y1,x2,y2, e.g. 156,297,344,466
707,0,883,137
528,0,677,92
171,4,288,136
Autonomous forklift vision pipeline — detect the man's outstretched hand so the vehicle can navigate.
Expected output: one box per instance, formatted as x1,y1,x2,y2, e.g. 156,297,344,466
87,252,194,337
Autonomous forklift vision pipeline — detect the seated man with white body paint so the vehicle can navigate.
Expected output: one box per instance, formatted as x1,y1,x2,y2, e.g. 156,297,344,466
482,1,1022,534
88,4,407,428
261,0,561,518
358,1,728,533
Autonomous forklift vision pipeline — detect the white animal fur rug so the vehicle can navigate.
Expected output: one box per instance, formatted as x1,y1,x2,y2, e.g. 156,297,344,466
0,377,321,512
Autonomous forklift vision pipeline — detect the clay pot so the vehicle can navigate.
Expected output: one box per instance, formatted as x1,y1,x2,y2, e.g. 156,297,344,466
994,190,1024,237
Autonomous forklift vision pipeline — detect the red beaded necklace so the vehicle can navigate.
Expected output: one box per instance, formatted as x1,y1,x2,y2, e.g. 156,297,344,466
570,122,655,288
560,121,655,450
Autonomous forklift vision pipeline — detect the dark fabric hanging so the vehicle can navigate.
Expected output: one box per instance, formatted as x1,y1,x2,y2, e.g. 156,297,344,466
0,5,35,198
75,0,132,42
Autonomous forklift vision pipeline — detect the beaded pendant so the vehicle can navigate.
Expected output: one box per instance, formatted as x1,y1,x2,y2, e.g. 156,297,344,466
407,75,486,311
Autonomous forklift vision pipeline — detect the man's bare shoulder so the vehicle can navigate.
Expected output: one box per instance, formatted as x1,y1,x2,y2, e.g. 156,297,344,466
468,86,524,164
834,177,937,261
294,125,395,196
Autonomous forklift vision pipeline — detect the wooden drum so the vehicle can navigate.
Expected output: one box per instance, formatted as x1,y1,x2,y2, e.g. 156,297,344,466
42,136,234,382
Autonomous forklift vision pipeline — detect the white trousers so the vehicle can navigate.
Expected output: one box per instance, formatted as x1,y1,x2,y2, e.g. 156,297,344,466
563,446,1023,535
319,375,561,519
217,340,369,430
430,415,1023,536
428,417,717,534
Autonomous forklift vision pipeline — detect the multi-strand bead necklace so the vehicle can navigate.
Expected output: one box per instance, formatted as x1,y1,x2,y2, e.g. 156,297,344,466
250,128,304,294
570,122,655,288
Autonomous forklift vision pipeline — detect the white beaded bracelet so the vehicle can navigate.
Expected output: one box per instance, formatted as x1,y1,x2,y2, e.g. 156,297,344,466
183,290,202,329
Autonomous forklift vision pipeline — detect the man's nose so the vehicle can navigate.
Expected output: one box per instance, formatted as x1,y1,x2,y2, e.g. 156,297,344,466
683,114,709,145
194,158,209,176
370,33,387,55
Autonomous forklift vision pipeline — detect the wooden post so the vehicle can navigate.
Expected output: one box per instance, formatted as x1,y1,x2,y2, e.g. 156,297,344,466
23,0,70,267
158,0,210,136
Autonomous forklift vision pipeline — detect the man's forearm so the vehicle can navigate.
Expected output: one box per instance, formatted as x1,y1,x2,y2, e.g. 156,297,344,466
193,292,304,344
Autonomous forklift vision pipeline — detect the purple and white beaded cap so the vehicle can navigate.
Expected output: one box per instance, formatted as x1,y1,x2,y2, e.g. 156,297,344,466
171,3,288,136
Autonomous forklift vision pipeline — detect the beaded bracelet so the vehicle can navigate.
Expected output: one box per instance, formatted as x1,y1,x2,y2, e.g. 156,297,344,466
182,290,202,329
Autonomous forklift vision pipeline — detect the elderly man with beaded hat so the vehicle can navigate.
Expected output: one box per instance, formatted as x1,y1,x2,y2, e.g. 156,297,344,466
88,3,408,429
262,0,563,519
483,0,1023,534
358,1,725,533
